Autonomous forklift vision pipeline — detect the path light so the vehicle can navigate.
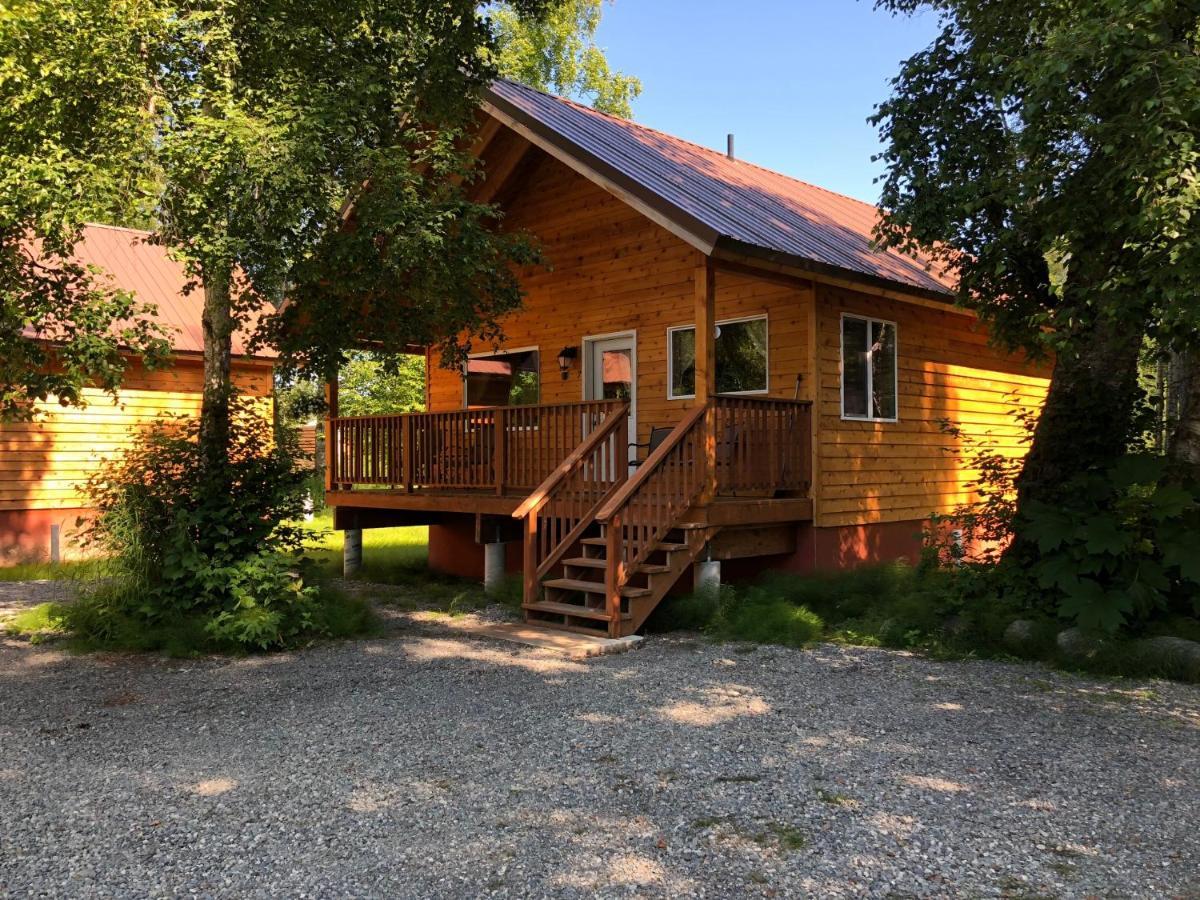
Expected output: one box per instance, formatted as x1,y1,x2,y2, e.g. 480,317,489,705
557,345,579,380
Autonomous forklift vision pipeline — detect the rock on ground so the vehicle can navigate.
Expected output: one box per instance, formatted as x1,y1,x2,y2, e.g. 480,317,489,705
0,588,1197,898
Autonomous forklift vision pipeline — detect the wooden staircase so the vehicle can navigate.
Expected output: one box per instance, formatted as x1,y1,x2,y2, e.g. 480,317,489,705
525,524,712,636
513,405,714,638
512,396,812,639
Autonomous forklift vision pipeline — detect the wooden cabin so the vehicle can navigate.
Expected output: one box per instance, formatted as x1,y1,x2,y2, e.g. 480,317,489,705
326,80,1051,637
0,224,275,562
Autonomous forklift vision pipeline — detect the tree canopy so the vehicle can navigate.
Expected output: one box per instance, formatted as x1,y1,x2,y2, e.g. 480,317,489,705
489,0,641,117
873,0,1200,504
0,0,171,419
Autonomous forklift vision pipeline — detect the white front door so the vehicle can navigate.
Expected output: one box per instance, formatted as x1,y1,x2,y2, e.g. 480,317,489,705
584,333,637,467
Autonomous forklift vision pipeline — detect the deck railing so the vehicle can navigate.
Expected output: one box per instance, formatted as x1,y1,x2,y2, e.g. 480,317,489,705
713,396,813,495
511,403,630,603
327,400,625,494
593,406,708,619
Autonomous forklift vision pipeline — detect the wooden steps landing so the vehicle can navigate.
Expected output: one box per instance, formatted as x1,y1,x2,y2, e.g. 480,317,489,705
523,523,712,638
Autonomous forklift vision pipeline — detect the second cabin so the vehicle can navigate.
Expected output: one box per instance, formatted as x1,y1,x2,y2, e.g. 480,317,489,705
325,80,1050,638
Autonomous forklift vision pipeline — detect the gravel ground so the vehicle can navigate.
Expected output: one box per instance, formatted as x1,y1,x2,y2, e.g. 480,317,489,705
1,584,1198,899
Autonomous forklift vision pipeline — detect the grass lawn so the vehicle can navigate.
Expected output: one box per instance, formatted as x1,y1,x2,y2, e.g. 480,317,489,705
0,559,104,582
301,509,430,583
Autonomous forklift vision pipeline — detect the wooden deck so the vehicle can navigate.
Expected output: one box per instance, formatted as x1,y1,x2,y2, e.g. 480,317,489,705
326,396,813,637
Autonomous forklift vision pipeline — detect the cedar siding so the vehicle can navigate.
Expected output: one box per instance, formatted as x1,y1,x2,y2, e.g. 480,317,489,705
813,284,1049,528
429,152,816,447
426,150,1050,530
0,357,272,513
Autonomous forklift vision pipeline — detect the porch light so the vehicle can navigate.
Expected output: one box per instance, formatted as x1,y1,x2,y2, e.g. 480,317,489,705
557,345,579,380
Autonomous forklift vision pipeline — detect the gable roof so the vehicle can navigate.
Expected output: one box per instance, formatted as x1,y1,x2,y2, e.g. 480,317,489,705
483,79,954,299
37,224,271,359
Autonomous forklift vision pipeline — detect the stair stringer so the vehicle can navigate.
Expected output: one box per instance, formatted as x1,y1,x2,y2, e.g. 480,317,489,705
619,524,720,635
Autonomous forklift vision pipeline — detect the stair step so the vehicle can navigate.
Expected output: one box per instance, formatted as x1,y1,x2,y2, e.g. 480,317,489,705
524,600,625,621
564,557,605,569
543,578,651,599
580,537,690,553
563,557,670,575
637,563,672,575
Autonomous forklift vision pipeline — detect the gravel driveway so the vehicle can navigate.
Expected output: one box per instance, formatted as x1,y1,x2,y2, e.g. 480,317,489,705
1,590,1197,899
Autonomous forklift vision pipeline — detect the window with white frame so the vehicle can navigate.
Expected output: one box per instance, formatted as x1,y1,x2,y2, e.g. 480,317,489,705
668,315,768,399
841,314,898,421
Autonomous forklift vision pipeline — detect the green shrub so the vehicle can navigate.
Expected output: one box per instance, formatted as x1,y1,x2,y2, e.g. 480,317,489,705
70,400,370,653
1018,455,1200,633
644,587,723,633
716,593,824,647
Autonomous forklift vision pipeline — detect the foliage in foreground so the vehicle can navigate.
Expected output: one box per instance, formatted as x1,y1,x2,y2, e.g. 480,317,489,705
647,563,1200,683
930,419,1200,635
73,404,374,653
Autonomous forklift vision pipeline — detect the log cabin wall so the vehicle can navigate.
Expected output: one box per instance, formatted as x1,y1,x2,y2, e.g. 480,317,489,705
423,143,1053,567
812,283,1051,530
0,355,273,561
426,150,816,446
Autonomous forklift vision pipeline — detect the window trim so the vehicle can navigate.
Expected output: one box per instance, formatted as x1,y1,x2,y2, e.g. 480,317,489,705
839,313,899,423
667,314,770,400
462,344,541,408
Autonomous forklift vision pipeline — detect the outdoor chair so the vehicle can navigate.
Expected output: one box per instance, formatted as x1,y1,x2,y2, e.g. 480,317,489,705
629,426,673,468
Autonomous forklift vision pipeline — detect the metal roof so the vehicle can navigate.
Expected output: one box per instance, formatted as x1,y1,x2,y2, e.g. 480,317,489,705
485,79,954,298
33,224,272,359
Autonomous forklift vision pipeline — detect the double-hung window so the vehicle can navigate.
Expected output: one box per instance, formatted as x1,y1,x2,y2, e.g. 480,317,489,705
668,315,768,399
840,314,898,421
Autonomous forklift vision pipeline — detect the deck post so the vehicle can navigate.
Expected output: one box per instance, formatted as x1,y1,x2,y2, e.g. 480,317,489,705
343,528,362,577
694,259,718,503
494,407,506,496
484,541,506,596
401,415,414,492
522,510,538,607
324,371,339,492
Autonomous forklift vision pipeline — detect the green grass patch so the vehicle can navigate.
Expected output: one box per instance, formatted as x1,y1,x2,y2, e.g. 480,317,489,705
646,562,1200,683
3,602,70,642
300,510,429,583
5,578,378,658
0,559,105,582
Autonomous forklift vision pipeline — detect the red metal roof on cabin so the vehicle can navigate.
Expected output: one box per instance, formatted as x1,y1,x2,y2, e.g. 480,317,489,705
30,224,272,359
487,80,955,297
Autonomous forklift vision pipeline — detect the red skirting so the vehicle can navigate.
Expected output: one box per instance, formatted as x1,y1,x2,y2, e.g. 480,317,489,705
427,518,522,580
0,508,94,564
426,517,928,583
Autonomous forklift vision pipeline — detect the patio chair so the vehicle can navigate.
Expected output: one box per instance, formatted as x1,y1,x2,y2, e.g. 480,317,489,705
629,426,673,468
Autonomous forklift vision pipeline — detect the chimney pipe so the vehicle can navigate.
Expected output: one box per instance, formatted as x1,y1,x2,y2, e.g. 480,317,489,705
726,133,735,160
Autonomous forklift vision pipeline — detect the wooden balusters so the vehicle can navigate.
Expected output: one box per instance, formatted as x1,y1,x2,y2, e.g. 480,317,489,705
327,399,625,494
712,396,812,495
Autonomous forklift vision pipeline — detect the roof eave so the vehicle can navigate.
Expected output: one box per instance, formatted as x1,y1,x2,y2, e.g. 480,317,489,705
710,238,958,307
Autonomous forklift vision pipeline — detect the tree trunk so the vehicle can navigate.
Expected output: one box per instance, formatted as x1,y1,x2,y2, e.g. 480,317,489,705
199,267,234,472
1167,349,1200,475
1007,313,1143,556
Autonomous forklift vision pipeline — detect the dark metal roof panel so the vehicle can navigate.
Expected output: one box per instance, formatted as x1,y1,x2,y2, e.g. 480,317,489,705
488,79,954,296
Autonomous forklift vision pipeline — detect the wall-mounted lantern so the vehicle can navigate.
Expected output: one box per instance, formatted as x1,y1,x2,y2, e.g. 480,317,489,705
557,345,579,380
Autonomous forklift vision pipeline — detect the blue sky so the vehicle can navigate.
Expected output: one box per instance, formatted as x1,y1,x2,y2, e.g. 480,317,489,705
593,0,941,203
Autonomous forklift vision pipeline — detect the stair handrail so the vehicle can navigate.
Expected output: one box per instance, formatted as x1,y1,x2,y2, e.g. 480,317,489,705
511,401,630,520
594,404,706,524
593,405,709,624
512,402,631,606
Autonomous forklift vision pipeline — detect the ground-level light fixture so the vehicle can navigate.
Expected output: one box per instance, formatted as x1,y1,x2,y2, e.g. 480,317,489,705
557,345,579,380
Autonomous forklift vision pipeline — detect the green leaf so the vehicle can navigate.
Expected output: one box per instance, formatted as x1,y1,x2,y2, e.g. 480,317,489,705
1081,516,1134,556
1057,579,1128,634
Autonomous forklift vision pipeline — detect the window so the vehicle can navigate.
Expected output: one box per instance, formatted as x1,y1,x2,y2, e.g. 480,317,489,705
668,316,768,399
841,314,897,421
464,349,540,407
